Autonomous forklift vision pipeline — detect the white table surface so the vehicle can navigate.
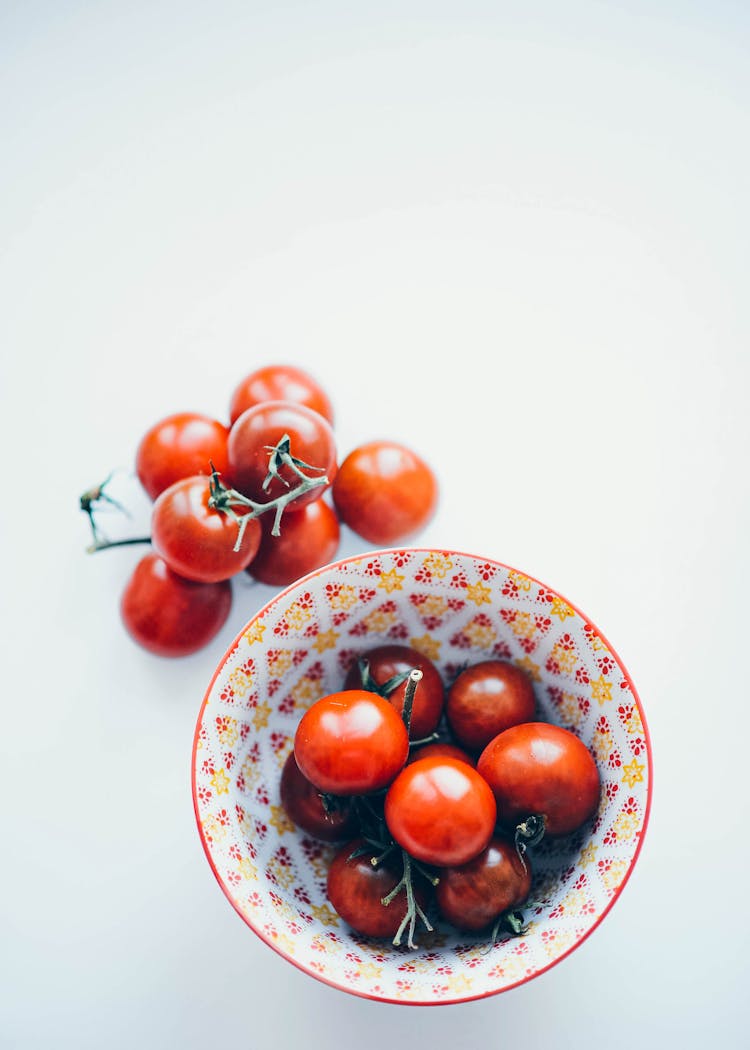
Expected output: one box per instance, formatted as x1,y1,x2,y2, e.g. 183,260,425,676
2,3,748,1046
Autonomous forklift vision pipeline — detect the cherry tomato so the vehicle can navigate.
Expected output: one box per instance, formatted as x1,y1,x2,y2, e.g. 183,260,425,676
136,412,229,501
247,498,340,587
227,400,337,510
294,690,409,795
435,837,532,932
344,644,444,740
477,722,601,837
327,839,429,939
332,440,437,545
446,660,536,752
279,752,356,842
229,364,334,426
151,476,261,583
407,742,474,767
120,552,232,657
384,756,497,867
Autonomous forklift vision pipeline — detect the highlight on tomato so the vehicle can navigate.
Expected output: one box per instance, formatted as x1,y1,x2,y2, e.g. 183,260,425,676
477,721,601,837
294,689,409,796
384,755,497,867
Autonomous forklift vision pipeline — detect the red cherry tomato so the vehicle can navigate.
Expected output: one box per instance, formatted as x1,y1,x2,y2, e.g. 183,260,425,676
229,365,334,426
332,441,437,545
294,690,409,795
435,837,532,932
384,756,497,867
446,660,536,752
227,400,336,510
279,752,356,842
407,742,474,767
327,839,429,939
477,722,601,837
120,552,232,657
247,498,340,587
151,476,261,583
136,412,229,501
344,644,444,740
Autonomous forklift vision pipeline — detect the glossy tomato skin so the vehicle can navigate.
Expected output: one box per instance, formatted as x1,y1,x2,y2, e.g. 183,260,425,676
151,476,261,583
477,722,601,836
332,441,438,545
384,756,497,867
247,498,340,587
229,365,334,426
344,644,444,740
120,553,232,657
327,839,429,939
136,413,229,501
407,742,475,767
227,400,337,509
279,752,357,842
446,660,536,752
435,837,532,932
294,690,409,796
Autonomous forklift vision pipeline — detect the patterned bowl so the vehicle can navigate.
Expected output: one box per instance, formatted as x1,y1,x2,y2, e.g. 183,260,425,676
192,548,652,1005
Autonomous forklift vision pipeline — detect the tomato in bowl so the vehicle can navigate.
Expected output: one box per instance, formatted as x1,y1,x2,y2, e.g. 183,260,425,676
192,548,651,1004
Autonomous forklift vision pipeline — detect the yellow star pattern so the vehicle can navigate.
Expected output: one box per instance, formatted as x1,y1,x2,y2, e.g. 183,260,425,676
251,701,272,731
312,628,339,653
268,651,294,677
590,675,613,705
328,585,358,611
210,767,230,795
285,600,312,629
509,611,536,639
621,758,645,788
515,655,541,681
508,570,532,591
465,580,492,606
310,902,340,927
579,841,598,867
410,633,441,662
378,567,405,593
238,857,258,881
464,619,497,648
423,552,453,578
550,597,575,622
363,609,398,633
446,974,473,995
228,667,253,697
268,805,295,835
418,595,448,618
244,621,266,645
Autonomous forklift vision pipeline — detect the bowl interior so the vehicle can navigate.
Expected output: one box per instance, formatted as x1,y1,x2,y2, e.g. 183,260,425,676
193,549,650,1004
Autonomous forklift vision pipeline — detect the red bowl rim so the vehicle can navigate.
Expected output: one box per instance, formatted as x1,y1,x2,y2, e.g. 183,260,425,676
192,546,653,1006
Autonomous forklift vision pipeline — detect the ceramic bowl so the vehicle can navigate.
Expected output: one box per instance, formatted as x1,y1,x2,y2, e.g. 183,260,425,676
192,548,652,1004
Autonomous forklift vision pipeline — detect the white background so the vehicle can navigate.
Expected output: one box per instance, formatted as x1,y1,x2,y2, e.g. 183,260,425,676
2,2,749,1046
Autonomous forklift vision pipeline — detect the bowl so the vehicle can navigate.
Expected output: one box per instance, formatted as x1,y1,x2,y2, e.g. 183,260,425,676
192,548,652,1004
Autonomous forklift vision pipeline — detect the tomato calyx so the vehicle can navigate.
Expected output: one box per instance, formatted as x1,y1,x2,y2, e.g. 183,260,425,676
380,848,436,949
514,814,546,870
356,658,413,702
356,664,429,746
352,826,440,949
207,433,330,546
262,434,328,493
80,473,150,552
81,433,331,556
482,909,529,953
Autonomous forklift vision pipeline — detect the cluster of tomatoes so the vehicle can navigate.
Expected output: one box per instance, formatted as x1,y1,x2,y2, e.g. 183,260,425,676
82,365,438,658
281,645,601,948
